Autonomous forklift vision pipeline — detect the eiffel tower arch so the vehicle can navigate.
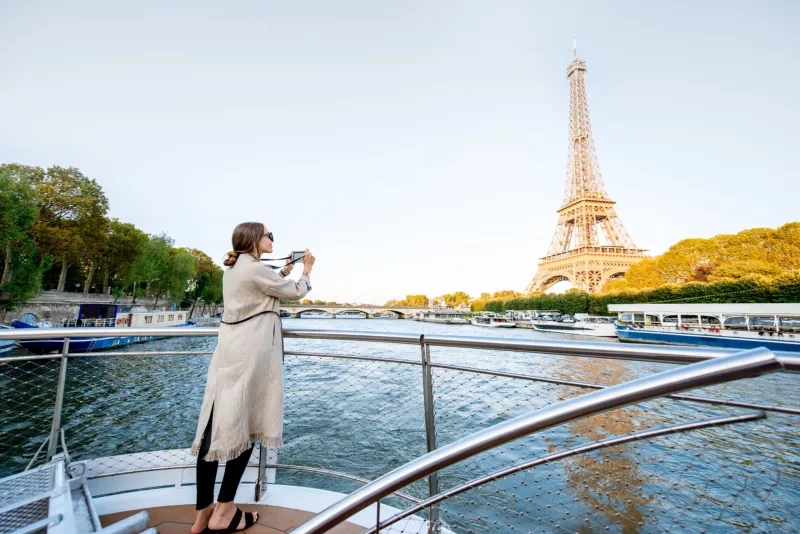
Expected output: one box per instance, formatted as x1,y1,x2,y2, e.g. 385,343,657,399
526,46,647,294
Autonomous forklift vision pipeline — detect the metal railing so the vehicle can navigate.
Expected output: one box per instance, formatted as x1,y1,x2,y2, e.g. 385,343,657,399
1,327,799,533
292,347,783,533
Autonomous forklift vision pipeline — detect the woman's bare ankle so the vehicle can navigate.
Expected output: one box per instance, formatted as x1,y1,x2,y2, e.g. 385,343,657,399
213,501,236,515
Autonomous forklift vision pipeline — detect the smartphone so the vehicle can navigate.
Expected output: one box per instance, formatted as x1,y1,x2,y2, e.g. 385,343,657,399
291,250,306,264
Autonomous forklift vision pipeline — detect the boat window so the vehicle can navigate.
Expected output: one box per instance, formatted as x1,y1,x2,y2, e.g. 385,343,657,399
144,316,153,324
178,314,183,320
169,315,175,321
748,316,776,331
662,315,678,324
633,313,645,323
700,315,721,325
158,315,165,323
619,313,633,323
723,316,747,330
778,316,800,333
646,314,661,325
679,315,699,325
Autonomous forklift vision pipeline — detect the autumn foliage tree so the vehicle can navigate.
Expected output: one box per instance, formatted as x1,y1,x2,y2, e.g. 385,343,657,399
603,223,800,292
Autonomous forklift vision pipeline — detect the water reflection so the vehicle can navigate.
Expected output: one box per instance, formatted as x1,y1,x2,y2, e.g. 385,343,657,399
551,356,655,532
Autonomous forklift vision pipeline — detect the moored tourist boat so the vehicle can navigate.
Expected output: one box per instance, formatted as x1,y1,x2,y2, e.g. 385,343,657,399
609,303,800,352
11,303,194,354
471,312,516,328
531,312,617,337
413,309,469,324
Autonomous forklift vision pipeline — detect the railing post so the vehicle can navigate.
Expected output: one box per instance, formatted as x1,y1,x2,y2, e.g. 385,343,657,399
254,442,277,501
47,338,70,462
420,338,440,534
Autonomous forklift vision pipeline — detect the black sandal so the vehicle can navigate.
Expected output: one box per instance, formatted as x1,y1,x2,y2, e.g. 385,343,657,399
204,507,257,533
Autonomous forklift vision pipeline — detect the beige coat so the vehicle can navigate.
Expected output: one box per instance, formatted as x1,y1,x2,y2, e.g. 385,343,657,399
190,254,311,462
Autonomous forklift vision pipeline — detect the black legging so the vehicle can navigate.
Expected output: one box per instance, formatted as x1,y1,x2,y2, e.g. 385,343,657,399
196,408,254,510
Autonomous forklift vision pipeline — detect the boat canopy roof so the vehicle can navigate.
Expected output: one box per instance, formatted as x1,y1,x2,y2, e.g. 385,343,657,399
607,303,800,315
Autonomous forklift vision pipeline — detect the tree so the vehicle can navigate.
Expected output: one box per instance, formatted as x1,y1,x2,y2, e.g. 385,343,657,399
203,268,224,304
0,166,39,286
129,234,172,301
604,222,800,292
182,248,217,314
81,218,110,293
707,260,784,282
182,248,216,277
29,166,109,291
0,240,50,310
404,294,429,306
159,249,196,306
442,291,471,306
102,219,148,294
492,290,522,299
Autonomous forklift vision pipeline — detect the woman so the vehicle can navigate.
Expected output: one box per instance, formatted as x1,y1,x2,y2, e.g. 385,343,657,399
190,222,315,534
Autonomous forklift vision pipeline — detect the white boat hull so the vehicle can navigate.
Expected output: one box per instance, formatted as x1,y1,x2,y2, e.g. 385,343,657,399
416,318,469,324
471,319,516,328
531,321,617,337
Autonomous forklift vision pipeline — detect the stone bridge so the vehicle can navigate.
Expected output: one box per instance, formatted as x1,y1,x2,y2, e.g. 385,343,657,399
280,305,428,319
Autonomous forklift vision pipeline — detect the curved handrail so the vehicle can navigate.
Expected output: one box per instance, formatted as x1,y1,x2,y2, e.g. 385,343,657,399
365,411,765,533
291,348,783,534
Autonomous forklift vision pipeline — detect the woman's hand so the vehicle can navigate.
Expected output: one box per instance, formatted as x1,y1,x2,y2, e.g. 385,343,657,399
302,249,315,275
280,256,294,277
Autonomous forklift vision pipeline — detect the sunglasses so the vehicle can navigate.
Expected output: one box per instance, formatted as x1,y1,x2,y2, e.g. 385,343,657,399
264,232,274,241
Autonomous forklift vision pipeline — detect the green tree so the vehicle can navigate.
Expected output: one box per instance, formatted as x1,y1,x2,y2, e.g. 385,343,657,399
203,268,224,304
81,217,110,293
129,234,172,301
30,166,109,292
160,249,196,306
0,241,50,310
102,219,149,295
0,166,39,286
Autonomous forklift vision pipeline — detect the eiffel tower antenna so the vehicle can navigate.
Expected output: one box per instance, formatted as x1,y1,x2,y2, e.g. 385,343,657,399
525,47,647,294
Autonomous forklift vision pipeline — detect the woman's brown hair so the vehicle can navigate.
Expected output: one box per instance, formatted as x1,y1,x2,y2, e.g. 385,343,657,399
223,222,266,267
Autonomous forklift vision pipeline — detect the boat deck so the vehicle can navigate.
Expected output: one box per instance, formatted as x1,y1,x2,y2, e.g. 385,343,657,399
101,504,363,533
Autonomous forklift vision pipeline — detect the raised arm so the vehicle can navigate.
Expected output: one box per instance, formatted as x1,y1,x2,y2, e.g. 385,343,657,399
254,266,311,301
253,249,316,301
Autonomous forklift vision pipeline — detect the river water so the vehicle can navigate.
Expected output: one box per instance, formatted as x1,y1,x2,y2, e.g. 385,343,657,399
1,318,798,532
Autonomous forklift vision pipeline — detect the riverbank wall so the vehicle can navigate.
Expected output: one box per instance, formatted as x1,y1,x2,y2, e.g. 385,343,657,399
1,292,222,324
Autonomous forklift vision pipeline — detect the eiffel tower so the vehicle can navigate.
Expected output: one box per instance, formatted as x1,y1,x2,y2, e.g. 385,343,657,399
526,46,646,294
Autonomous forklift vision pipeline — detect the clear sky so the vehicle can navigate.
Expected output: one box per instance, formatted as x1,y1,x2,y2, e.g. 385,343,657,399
2,1,798,304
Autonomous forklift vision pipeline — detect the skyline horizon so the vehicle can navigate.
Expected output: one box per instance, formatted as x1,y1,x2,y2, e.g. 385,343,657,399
3,2,798,303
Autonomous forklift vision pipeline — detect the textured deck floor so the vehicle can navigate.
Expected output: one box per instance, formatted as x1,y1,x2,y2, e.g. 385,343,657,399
101,504,363,533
